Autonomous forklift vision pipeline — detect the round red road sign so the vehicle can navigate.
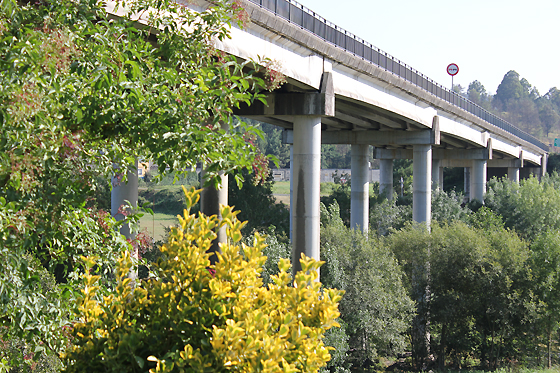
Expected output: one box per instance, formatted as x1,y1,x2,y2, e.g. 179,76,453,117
447,63,459,76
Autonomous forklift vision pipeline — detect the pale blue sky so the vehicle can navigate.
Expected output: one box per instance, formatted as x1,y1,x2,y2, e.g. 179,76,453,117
295,0,559,96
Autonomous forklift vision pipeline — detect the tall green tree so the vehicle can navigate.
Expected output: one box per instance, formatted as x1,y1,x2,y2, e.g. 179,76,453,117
529,230,560,368
0,0,268,363
320,202,414,369
494,70,526,109
538,100,559,137
467,80,491,110
485,175,560,241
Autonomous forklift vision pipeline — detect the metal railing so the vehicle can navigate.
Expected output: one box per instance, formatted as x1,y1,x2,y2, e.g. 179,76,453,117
247,0,548,151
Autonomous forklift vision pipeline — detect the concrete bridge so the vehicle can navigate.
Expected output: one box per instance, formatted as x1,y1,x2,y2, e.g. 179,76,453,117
109,0,548,272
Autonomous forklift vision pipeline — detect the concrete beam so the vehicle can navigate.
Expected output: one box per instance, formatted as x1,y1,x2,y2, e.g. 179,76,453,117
375,147,491,161
487,159,523,168
438,115,487,147
322,129,437,146
440,158,522,168
235,72,334,117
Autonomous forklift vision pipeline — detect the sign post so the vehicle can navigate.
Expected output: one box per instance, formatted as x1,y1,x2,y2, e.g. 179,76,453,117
447,63,459,90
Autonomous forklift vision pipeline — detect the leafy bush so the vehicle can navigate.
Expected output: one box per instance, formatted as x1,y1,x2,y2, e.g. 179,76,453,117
369,198,412,236
320,202,415,368
245,228,291,286
387,222,530,370
229,169,289,238
65,188,343,373
431,188,469,224
485,175,560,240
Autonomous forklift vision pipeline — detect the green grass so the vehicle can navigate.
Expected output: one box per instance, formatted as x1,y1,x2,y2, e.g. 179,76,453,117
272,181,342,197
139,212,179,242
272,181,290,195
138,184,186,191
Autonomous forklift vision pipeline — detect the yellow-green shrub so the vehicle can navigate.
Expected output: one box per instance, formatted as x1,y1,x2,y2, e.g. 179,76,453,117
64,187,342,373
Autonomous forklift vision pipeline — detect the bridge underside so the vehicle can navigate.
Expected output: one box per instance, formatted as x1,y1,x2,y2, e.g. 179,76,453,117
107,0,548,279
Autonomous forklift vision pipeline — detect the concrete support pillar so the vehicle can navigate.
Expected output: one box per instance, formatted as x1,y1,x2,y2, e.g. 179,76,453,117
200,122,229,263
508,167,520,183
464,167,471,200
111,160,139,240
432,158,443,191
471,159,487,202
350,144,370,233
292,116,321,274
413,145,431,225
289,144,293,241
379,159,394,199
541,154,548,179
111,160,139,279
200,170,228,262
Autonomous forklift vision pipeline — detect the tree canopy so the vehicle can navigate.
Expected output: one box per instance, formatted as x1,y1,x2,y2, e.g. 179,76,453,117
0,0,269,364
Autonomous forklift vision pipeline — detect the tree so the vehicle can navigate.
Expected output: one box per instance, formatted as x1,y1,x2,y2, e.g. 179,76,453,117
538,101,559,137
65,188,343,373
228,169,290,238
467,80,491,110
529,230,560,368
320,202,414,369
485,175,560,241
494,70,525,109
1,0,268,363
388,221,530,370
261,122,291,168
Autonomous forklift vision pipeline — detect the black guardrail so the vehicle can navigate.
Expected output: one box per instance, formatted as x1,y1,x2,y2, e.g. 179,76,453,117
247,0,548,151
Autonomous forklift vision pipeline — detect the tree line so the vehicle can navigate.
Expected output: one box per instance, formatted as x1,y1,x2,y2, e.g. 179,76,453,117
458,71,560,141
249,174,560,372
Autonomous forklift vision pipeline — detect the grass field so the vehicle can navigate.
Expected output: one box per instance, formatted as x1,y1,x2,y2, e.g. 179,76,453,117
139,212,178,242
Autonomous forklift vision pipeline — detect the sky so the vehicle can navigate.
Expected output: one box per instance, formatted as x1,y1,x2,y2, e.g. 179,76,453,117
294,0,559,96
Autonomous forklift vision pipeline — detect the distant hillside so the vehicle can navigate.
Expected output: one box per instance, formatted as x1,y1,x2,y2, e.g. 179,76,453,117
456,70,559,148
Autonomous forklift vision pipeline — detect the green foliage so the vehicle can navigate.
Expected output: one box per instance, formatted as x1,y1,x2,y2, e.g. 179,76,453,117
320,202,415,368
229,169,290,238
1,0,269,365
65,188,343,373
485,175,560,240
139,187,190,217
255,121,291,168
494,70,527,109
140,171,199,188
431,188,469,224
244,227,291,286
388,222,530,370
528,230,560,367
321,145,351,169
393,159,413,200
320,182,351,226
467,80,492,110
369,198,412,236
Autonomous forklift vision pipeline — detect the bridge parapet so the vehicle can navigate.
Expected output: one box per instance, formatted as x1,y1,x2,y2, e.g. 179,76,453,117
243,0,547,152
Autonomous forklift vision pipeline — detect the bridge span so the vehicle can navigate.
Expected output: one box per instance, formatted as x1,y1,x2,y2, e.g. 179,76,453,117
109,0,548,273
